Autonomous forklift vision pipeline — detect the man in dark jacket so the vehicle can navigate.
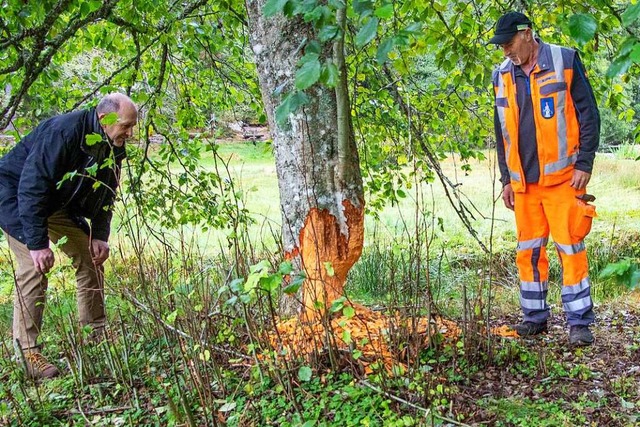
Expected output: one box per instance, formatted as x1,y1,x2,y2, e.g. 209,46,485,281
0,93,137,378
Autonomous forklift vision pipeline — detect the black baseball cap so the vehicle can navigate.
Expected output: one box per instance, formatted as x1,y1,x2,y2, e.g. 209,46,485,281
488,11,532,45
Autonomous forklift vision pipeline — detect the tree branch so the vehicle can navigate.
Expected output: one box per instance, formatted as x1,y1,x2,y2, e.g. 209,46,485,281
0,0,211,129
382,65,489,253
0,0,119,129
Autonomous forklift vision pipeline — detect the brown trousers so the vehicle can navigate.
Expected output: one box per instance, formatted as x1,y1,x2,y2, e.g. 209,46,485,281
7,211,105,350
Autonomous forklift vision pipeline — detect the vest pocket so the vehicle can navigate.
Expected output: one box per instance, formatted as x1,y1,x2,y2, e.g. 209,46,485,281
495,97,509,107
539,82,567,95
571,200,596,241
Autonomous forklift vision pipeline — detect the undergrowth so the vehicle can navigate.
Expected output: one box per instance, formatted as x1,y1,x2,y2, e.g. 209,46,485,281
1,227,639,426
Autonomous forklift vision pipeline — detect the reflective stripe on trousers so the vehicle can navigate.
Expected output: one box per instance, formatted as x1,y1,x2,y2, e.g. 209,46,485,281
514,181,594,326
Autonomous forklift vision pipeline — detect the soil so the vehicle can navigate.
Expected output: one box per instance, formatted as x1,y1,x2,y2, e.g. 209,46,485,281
449,301,640,426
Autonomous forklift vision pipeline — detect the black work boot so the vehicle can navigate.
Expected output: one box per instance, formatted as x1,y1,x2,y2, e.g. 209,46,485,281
569,325,594,346
514,321,548,337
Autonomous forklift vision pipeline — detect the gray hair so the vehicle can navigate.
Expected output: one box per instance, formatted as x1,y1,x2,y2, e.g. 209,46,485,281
96,93,129,114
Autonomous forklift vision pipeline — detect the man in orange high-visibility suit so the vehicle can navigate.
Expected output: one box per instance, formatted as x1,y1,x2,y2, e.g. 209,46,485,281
489,12,600,346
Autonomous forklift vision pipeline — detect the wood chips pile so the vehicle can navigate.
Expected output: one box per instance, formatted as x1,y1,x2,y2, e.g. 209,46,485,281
266,305,462,373
490,324,520,338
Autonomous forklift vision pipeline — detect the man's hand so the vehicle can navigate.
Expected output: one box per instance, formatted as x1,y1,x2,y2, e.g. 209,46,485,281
571,170,591,190
91,239,110,266
502,183,515,211
30,248,55,274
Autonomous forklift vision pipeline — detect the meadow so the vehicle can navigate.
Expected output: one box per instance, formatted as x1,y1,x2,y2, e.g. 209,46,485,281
1,141,639,426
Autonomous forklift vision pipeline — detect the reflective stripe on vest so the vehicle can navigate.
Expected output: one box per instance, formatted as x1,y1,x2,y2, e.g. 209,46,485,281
495,63,519,183
494,44,578,188
550,45,568,163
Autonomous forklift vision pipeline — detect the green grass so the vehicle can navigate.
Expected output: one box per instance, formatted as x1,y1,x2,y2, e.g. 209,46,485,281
122,143,640,265
613,143,640,161
1,144,640,426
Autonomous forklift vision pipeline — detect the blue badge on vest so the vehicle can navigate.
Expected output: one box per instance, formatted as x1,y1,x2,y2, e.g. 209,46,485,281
541,97,554,119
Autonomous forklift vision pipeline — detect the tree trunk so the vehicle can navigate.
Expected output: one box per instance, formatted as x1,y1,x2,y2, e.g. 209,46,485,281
246,1,364,317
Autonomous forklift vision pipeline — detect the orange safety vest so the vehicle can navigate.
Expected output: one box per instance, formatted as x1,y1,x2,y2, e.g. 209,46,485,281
493,43,581,192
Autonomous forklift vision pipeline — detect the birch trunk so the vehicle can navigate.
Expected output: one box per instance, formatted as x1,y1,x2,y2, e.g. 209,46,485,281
246,1,364,316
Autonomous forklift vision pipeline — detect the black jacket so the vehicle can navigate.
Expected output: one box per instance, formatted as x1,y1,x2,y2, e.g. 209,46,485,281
0,108,126,250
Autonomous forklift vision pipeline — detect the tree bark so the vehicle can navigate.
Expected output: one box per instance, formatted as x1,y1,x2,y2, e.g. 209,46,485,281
246,1,364,317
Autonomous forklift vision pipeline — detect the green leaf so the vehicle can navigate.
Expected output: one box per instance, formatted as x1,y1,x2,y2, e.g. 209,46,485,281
355,18,378,47
80,2,90,16
630,44,640,62
282,280,302,295
321,62,340,87
249,259,271,274
568,13,597,46
607,54,633,77
376,38,395,64
318,25,339,42
275,94,294,125
374,3,393,19
85,133,103,146
259,274,281,293
100,112,118,125
246,260,270,291
404,22,423,34
282,1,295,15
630,269,640,289
276,89,310,125
298,366,312,382
619,37,639,57
622,2,640,27
343,305,355,318
283,273,305,294
263,0,288,17
229,278,244,293
88,0,101,12
305,41,321,55
599,259,631,279
342,330,352,344
295,58,321,90
353,0,373,16
330,296,346,313
278,261,293,275
53,236,68,247
166,309,178,325
323,261,335,277
86,163,98,176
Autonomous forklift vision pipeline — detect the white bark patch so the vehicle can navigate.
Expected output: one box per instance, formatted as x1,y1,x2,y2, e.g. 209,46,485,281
334,191,349,236
252,44,264,55
247,0,363,253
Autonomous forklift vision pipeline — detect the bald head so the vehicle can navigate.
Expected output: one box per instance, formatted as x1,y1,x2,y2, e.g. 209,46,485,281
96,93,137,115
97,93,138,147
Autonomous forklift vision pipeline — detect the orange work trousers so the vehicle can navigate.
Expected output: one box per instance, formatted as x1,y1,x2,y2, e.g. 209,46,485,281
514,181,595,326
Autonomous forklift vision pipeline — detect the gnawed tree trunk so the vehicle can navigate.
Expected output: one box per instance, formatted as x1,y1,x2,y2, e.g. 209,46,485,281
246,1,363,317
